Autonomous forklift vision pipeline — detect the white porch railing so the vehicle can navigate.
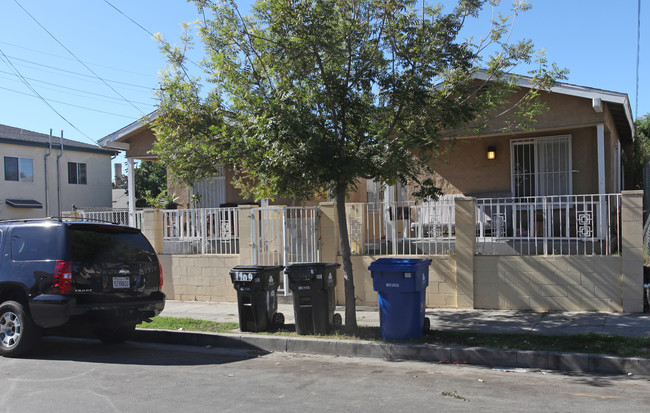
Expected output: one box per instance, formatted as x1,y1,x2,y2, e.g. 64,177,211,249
80,209,143,229
346,197,458,256
163,208,239,255
476,194,621,256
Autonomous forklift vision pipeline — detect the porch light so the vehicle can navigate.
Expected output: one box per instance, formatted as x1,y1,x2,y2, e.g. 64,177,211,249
487,146,496,160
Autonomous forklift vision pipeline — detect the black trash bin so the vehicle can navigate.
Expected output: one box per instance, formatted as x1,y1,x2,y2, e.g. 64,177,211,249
285,263,342,335
229,265,285,332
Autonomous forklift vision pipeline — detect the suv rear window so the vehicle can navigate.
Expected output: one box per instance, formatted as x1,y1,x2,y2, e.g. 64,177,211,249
68,225,157,264
11,226,58,261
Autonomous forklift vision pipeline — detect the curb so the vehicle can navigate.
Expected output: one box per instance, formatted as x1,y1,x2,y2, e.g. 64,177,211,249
133,329,650,376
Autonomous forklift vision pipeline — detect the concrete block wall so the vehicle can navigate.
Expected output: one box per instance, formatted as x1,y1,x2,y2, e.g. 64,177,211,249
144,191,643,312
474,256,621,311
159,254,240,302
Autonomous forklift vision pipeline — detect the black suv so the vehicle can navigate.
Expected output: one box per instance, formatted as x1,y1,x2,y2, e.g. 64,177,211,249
0,218,165,357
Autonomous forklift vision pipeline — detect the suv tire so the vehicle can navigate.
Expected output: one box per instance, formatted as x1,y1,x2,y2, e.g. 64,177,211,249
0,301,42,357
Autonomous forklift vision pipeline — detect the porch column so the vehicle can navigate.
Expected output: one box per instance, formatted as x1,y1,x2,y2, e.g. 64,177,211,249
237,205,256,265
455,197,476,309
127,157,136,226
597,124,606,194
621,190,644,312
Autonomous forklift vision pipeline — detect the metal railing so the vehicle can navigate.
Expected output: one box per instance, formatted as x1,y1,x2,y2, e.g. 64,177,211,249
250,206,320,294
476,194,621,256
80,209,143,229
346,197,458,256
163,208,239,255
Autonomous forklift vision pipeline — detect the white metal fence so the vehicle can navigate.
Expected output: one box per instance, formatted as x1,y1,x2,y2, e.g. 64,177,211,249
80,209,143,229
163,208,239,254
249,206,320,294
476,194,621,256
346,197,458,256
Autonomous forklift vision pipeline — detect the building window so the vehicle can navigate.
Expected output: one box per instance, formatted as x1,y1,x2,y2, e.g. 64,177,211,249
510,135,572,197
68,162,87,185
4,156,33,182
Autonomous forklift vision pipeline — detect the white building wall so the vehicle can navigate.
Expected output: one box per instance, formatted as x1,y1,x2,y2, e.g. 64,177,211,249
0,142,113,220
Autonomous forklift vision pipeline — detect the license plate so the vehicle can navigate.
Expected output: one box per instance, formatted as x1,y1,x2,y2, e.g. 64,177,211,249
113,276,130,289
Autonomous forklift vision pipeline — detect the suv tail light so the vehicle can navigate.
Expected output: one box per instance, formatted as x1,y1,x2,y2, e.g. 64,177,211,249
158,262,164,291
54,260,73,294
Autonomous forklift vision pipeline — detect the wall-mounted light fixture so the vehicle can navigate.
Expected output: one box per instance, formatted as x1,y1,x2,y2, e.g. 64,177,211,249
487,146,496,160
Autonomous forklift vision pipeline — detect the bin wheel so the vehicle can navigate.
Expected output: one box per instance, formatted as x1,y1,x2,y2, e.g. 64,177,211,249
423,317,430,334
332,313,343,329
272,312,285,328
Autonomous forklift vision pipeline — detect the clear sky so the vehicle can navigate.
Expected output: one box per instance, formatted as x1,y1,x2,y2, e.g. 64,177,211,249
0,0,647,179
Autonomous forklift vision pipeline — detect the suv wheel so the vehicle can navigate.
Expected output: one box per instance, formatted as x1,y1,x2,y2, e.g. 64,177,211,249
95,323,136,344
0,301,41,357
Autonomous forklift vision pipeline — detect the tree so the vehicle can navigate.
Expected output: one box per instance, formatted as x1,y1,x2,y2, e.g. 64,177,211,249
131,161,168,207
152,0,565,328
623,113,650,190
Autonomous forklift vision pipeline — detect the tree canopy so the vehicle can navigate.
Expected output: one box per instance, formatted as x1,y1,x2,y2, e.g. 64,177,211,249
152,0,565,327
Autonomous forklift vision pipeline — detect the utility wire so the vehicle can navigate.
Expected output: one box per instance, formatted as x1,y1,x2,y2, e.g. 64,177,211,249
0,70,156,107
14,0,146,116
0,85,138,119
0,47,96,143
0,40,153,78
634,0,641,119
6,55,154,90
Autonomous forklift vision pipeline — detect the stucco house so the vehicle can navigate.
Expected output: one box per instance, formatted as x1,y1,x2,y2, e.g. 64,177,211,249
1,124,116,220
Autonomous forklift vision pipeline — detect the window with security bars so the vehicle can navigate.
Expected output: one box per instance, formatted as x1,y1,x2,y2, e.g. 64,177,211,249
510,135,572,197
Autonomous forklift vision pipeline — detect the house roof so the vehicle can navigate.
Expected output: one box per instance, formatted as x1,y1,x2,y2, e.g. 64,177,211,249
475,71,636,141
97,111,159,149
0,124,117,155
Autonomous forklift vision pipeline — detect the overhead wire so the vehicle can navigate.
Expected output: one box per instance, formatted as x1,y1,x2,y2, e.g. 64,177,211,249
14,0,146,116
0,47,96,143
0,70,156,107
0,85,138,119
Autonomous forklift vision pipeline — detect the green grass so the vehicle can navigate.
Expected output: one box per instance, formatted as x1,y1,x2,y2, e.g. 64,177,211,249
137,317,650,359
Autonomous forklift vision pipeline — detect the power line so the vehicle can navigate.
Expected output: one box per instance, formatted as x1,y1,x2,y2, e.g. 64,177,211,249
0,85,139,119
6,56,154,91
0,69,156,106
14,0,146,116
0,40,154,79
634,0,641,119
0,47,96,144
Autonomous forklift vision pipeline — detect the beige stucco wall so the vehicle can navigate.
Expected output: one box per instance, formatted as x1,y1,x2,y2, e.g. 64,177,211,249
1,142,113,219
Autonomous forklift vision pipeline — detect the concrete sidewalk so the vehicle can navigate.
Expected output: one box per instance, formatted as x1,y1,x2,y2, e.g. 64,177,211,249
160,300,650,338
131,300,650,376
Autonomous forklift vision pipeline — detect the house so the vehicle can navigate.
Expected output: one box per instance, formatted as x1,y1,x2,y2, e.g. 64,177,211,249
97,77,643,313
1,124,116,220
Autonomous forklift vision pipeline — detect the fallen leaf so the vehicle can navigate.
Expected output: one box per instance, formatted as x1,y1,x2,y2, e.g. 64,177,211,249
478,379,485,383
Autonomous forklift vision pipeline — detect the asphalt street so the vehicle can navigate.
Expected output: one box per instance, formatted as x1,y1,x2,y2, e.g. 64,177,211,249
2,337,649,413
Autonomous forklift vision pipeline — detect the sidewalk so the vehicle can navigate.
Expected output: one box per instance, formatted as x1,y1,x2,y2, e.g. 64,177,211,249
160,300,650,338
132,300,650,376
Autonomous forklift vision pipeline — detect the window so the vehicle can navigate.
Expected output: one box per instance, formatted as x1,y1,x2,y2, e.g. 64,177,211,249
511,135,572,197
11,226,58,261
4,156,33,182
68,162,87,184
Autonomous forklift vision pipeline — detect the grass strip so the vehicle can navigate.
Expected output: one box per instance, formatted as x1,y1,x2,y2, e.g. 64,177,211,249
138,317,650,359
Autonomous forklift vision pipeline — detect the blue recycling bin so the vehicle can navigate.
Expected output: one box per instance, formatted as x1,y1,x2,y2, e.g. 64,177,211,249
369,258,431,340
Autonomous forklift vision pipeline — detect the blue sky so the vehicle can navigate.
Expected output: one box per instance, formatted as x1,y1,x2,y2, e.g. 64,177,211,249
0,1,647,177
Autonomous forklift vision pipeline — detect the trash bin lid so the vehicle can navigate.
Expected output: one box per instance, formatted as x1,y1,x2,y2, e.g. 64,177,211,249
368,258,432,272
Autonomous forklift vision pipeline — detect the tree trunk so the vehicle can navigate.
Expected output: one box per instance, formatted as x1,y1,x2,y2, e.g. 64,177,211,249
335,184,357,329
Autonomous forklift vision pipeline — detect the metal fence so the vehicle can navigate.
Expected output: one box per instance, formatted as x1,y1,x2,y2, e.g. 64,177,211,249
476,194,621,256
80,209,143,229
346,197,458,256
163,208,239,255
249,206,320,294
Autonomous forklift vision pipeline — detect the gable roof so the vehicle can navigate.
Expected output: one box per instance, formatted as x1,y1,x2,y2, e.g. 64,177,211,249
98,111,159,149
475,71,635,140
0,124,116,155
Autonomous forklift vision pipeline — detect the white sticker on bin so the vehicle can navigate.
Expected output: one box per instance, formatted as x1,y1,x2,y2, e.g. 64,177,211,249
405,272,412,278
